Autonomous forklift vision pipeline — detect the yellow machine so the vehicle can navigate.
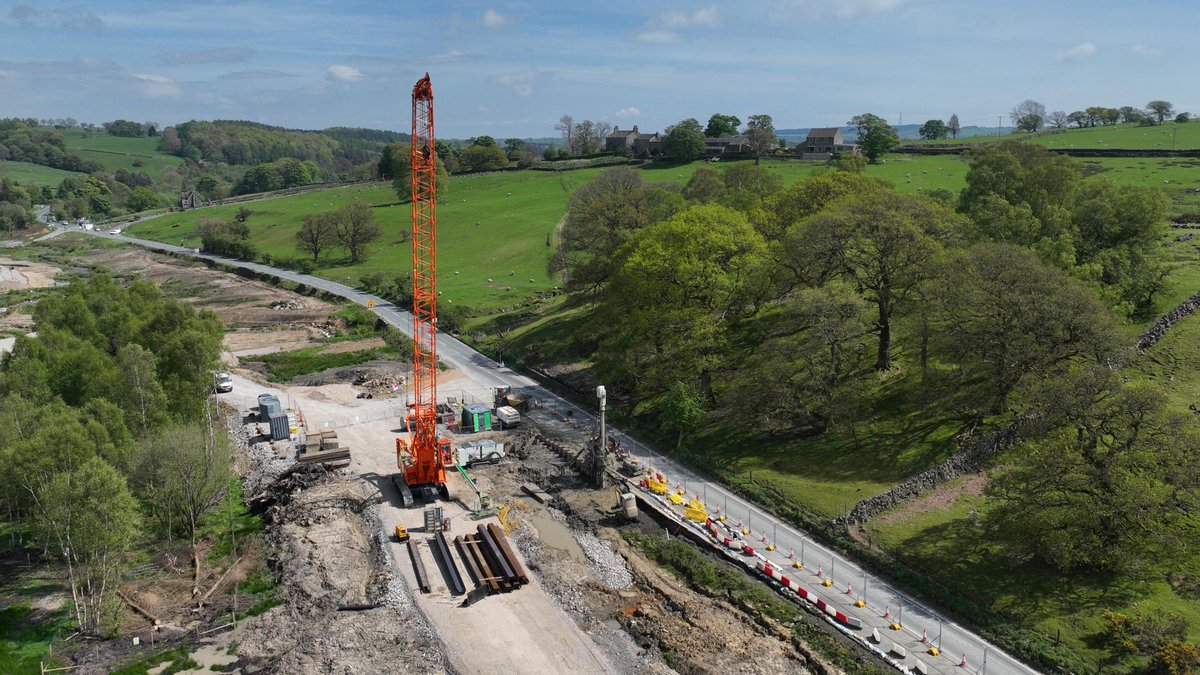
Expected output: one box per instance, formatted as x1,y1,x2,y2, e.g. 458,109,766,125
395,524,410,542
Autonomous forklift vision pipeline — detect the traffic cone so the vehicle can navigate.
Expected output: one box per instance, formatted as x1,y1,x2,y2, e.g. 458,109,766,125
883,606,891,619
960,654,968,668
760,533,768,544
920,630,928,644
786,548,794,559
846,582,854,595
817,565,823,577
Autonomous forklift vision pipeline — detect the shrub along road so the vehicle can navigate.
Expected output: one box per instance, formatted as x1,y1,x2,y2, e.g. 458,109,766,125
67,227,1037,675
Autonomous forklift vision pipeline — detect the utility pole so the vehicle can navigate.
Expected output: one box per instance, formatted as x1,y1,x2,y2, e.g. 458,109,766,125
997,115,1002,139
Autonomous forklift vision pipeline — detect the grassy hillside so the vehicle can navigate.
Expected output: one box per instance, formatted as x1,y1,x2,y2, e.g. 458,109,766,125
58,130,184,176
124,158,975,311
1032,121,1200,150
129,173,599,310
0,161,82,187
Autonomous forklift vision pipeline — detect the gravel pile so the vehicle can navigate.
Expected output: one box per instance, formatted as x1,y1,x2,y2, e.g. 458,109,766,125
577,532,633,590
244,440,294,494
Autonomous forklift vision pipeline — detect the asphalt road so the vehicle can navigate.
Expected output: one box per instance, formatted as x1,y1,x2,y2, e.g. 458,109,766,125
66,225,1036,675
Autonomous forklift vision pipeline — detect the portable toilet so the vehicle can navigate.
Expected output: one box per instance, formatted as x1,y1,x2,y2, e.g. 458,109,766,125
460,404,492,433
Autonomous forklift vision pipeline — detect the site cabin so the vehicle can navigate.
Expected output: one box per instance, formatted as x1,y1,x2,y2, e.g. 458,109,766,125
494,405,520,429
461,404,492,433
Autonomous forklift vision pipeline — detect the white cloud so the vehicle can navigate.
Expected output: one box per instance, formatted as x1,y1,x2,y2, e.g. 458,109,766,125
635,30,679,44
325,65,364,82
616,107,640,117
1130,44,1162,57
492,69,551,97
1058,41,1097,62
133,73,181,98
483,9,511,29
661,5,719,28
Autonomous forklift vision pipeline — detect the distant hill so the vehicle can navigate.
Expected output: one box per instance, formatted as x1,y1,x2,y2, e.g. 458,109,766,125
166,120,410,176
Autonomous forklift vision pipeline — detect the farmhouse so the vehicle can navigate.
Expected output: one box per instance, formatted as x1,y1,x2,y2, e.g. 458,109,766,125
605,125,661,156
800,127,860,160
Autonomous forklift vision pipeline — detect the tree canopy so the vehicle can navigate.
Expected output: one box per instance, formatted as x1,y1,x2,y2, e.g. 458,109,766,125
662,118,706,162
847,114,898,163
704,114,741,138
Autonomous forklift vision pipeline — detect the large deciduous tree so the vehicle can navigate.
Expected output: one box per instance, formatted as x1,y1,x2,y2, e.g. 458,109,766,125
721,163,782,211
560,167,685,293
132,422,233,546
662,118,706,162
918,119,948,140
681,166,726,204
947,113,961,139
555,115,576,154
727,281,870,436
796,190,959,370
296,211,338,262
597,205,768,401
704,114,741,138
847,113,898,163
1146,100,1175,124
938,243,1117,412
1010,99,1047,131
461,144,509,172
744,114,777,164
333,201,381,263
988,368,1200,573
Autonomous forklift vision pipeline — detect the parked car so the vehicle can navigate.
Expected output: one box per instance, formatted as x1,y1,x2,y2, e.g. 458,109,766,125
214,372,233,393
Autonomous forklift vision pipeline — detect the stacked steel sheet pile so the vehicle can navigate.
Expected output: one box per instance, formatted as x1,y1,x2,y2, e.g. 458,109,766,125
454,523,529,595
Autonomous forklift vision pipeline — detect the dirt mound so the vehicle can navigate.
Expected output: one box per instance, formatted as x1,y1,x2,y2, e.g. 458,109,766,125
290,359,407,387
611,533,814,674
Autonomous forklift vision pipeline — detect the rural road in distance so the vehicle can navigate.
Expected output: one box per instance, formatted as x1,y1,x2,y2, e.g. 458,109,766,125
71,226,1037,675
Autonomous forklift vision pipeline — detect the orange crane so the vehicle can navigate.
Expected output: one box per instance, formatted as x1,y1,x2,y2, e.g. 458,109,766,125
395,73,450,506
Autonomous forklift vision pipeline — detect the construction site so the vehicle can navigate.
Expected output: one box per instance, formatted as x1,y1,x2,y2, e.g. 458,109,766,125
55,75,1006,675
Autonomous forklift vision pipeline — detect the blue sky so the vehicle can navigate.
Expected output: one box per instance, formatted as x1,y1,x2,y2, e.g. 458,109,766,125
0,0,1194,138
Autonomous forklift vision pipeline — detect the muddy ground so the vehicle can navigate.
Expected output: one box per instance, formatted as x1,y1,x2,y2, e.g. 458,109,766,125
88,248,339,329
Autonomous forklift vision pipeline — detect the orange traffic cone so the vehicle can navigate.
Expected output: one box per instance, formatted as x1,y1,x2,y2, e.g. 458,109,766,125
920,630,928,644
817,565,824,577
846,583,854,595
883,606,891,619
959,653,968,668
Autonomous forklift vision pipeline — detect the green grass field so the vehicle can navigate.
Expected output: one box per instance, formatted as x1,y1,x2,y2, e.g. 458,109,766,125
123,157,972,312
1032,121,1200,150
129,172,601,310
0,161,83,188
58,130,184,177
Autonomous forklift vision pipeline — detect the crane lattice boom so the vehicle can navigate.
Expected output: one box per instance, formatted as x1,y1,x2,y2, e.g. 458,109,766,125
397,73,447,498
